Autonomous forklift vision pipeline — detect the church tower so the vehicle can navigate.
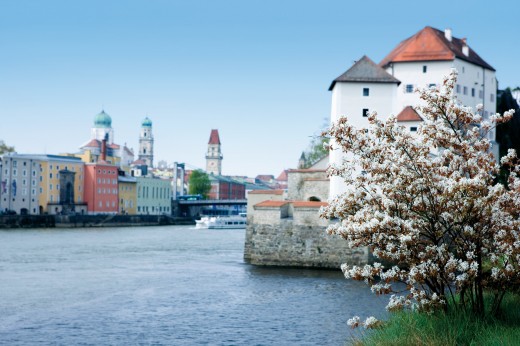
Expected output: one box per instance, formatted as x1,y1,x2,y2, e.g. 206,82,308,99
138,117,154,167
91,110,114,144
206,129,222,175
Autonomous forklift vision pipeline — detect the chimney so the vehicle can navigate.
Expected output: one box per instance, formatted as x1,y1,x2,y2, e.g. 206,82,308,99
101,134,107,162
444,28,452,42
461,38,469,56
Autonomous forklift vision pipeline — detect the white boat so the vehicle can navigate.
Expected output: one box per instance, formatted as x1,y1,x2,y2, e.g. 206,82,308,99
195,214,247,229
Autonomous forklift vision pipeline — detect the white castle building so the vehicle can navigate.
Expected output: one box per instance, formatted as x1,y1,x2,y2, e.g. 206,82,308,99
329,26,497,196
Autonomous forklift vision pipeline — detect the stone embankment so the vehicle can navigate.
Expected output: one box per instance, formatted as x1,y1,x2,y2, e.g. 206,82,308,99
0,214,193,228
244,200,371,269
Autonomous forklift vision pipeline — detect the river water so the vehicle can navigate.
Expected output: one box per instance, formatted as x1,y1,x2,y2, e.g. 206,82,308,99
0,226,386,345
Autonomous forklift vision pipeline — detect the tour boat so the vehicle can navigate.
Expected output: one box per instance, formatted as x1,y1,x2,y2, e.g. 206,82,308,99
195,214,247,229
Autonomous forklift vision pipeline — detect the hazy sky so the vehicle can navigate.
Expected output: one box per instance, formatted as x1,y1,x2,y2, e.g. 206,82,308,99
1,0,518,177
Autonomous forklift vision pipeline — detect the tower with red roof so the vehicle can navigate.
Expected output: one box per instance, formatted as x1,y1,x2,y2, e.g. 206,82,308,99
206,129,223,175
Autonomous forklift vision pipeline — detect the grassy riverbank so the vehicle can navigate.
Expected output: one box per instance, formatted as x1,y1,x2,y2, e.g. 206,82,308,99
357,294,520,346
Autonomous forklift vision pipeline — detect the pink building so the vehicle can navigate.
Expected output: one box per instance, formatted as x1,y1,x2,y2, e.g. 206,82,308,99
84,163,119,214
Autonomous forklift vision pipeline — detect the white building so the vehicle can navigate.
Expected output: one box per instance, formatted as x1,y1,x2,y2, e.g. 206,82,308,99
329,26,497,196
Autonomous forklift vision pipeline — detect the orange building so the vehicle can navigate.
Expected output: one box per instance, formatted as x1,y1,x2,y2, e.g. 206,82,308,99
84,163,119,214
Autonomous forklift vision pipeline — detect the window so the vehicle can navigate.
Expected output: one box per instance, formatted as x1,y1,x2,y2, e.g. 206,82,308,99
405,84,414,93
429,83,436,88
363,88,369,96
422,65,427,73
410,127,417,132
362,109,369,117
50,173,53,178
479,90,483,99
463,86,468,95
471,88,475,97
490,93,495,102
49,184,53,190
456,84,461,93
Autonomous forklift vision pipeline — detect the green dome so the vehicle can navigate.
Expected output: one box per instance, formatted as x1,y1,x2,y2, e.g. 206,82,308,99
142,117,152,127
94,110,112,128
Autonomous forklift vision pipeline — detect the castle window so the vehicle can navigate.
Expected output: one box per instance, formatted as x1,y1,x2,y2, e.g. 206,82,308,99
422,65,427,73
405,84,414,93
363,88,369,96
362,109,369,117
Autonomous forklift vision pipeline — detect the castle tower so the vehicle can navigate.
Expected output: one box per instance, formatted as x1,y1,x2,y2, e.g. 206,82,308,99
206,129,222,175
138,117,154,168
91,110,114,144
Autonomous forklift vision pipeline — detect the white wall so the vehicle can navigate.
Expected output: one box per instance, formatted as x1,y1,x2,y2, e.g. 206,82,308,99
330,82,397,197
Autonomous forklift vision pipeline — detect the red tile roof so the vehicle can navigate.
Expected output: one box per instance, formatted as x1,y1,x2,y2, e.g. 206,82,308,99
276,170,288,181
380,26,494,71
288,169,327,173
396,106,423,122
254,200,290,208
293,201,328,208
256,175,275,182
208,129,221,145
248,189,284,195
81,139,101,148
131,159,147,165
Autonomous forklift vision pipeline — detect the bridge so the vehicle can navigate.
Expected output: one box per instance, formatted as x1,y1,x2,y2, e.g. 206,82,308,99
173,199,247,218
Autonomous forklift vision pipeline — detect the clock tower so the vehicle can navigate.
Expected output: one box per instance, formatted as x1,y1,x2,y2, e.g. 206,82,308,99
206,129,222,175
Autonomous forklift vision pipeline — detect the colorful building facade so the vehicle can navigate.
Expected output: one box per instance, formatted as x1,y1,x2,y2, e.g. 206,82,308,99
84,163,119,214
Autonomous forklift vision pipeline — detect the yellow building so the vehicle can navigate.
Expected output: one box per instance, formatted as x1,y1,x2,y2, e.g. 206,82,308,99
118,176,137,214
37,155,85,214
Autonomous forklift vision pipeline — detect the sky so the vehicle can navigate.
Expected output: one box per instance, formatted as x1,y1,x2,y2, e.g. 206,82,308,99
1,0,518,178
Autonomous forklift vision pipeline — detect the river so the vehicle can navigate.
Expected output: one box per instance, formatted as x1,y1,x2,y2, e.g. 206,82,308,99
0,225,387,345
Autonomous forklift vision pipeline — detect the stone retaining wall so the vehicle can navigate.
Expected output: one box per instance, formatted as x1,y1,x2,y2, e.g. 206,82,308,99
244,201,371,269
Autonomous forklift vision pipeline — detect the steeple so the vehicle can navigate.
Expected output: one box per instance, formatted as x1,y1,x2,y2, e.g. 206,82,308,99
138,117,154,168
206,129,223,175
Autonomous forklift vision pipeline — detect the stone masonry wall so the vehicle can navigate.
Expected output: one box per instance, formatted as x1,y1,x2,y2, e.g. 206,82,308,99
244,204,371,269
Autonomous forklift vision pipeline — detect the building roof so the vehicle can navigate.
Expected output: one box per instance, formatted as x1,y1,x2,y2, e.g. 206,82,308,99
93,110,112,128
293,201,328,208
248,189,284,195
254,200,290,208
396,106,423,122
379,26,495,71
81,139,101,148
208,129,221,145
276,170,288,182
142,117,152,128
329,55,401,91
255,174,275,182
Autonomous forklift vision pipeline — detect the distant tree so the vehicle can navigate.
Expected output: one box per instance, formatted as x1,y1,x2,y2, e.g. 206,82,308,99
188,170,212,199
301,119,329,168
0,141,14,155
497,88,520,158
322,71,518,326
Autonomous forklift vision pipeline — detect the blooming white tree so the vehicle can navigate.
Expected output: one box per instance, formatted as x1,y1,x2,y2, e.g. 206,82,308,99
321,71,518,317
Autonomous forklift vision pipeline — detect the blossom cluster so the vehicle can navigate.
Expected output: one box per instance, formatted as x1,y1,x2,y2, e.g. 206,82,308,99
322,71,519,317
